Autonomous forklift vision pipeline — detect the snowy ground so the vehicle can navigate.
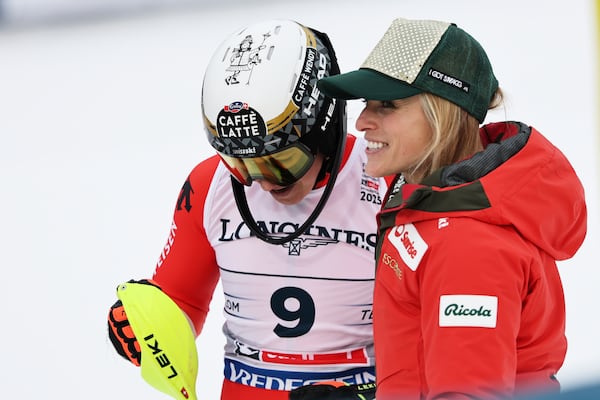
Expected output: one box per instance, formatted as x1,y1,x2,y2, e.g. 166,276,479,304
0,1,598,399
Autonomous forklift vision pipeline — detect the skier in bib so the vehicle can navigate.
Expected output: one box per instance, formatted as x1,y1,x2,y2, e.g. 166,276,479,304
108,19,388,400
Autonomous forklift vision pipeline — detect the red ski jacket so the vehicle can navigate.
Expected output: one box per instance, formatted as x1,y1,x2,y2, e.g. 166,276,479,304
373,121,587,400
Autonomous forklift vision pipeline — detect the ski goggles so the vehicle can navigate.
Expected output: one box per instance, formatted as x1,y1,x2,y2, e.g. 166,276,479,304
219,143,315,187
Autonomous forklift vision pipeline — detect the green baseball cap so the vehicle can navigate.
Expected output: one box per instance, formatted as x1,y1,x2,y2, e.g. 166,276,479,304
317,18,498,122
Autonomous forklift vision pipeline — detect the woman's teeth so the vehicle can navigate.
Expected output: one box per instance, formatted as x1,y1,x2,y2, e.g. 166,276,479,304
366,140,386,150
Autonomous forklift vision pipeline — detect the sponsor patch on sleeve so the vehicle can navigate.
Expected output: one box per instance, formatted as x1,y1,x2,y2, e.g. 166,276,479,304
439,294,498,328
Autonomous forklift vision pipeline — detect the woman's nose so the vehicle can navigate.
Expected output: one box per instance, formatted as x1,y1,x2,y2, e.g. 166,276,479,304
355,106,375,133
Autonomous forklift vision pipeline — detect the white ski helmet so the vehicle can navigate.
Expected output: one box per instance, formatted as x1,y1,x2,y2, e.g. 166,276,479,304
202,19,343,187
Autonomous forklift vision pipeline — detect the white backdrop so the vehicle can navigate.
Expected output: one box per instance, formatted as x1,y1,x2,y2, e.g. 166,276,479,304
0,1,598,399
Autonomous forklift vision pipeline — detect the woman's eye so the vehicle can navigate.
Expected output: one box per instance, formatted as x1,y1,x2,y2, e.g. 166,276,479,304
362,99,395,108
362,99,397,112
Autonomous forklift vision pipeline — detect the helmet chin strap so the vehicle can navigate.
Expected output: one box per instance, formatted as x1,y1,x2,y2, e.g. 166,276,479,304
231,101,347,245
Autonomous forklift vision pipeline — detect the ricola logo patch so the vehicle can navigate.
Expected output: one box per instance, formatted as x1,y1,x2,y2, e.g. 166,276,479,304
439,295,498,328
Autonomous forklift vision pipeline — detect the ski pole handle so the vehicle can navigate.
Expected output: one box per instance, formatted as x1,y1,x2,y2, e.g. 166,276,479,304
117,281,199,400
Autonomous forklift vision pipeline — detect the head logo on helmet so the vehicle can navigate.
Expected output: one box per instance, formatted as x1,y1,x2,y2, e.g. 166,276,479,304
202,19,342,187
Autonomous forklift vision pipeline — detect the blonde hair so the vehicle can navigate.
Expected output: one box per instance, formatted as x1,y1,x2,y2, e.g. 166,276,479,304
406,88,504,183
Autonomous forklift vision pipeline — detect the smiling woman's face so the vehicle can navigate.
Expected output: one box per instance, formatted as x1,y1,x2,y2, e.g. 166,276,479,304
356,96,432,181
